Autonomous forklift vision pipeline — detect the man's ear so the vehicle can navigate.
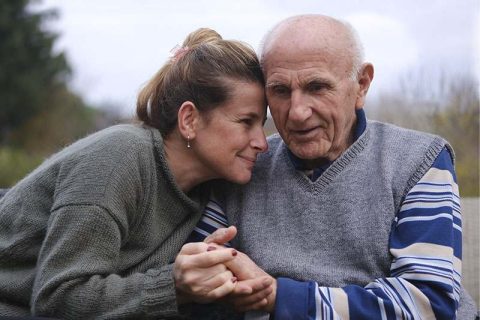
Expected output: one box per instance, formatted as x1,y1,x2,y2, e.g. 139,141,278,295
177,101,200,140
355,63,374,110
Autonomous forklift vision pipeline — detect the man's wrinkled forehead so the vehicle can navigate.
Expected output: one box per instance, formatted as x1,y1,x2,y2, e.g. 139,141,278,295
261,17,354,76
263,16,344,55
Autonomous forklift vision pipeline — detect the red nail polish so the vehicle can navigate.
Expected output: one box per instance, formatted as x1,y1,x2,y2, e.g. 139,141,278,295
232,249,237,256
207,246,217,251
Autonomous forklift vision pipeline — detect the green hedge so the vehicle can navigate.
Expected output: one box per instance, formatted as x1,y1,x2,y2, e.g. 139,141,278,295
0,147,43,188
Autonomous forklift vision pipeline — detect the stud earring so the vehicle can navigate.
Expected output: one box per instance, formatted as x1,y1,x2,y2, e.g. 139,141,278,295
187,134,191,148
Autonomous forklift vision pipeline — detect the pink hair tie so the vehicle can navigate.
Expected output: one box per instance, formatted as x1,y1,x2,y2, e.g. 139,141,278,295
170,44,190,62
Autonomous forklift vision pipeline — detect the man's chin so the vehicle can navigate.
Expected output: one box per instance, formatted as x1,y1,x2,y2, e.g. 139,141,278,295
289,143,331,161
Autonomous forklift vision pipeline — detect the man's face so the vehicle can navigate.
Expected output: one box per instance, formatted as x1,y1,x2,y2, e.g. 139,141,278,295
264,44,363,164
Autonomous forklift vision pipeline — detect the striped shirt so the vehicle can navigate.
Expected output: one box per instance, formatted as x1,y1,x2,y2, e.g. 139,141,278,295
185,197,231,247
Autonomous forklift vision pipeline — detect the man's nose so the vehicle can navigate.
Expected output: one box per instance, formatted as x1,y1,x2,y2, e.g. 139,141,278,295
289,91,312,122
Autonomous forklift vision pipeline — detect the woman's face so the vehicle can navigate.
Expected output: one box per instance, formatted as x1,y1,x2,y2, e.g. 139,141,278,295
193,81,268,184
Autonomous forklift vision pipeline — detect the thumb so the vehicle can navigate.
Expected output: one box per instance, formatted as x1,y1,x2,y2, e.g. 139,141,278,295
204,226,237,245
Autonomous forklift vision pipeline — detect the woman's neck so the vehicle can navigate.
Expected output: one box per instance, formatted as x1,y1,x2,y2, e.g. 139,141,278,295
163,137,214,193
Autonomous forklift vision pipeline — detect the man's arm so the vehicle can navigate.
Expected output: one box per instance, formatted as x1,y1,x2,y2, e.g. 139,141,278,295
274,147,461,319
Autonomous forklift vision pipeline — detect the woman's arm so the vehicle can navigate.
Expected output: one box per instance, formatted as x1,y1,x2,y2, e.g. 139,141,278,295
32,204,181,319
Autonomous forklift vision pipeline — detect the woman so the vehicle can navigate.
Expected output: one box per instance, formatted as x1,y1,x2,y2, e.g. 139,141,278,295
0,28,268,318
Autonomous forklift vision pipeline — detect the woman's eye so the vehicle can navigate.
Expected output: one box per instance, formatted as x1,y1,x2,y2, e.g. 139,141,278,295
241,118,253,126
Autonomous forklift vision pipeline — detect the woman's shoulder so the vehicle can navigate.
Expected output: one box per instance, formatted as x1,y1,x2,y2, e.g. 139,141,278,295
47,124,156,210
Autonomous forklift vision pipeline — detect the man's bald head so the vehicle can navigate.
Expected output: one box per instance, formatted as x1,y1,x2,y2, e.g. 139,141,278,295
260,14,365,80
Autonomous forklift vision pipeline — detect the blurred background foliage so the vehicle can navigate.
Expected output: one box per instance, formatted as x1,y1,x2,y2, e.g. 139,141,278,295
367,74,479,197
1,0,479,197
0,0,123,187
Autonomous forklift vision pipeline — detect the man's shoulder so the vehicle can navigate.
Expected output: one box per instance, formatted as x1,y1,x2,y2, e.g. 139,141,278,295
368,120,441,139
367,120,447,149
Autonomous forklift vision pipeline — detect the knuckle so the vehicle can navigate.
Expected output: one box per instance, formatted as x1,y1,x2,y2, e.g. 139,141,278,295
219,271,232,283
182,273,198,286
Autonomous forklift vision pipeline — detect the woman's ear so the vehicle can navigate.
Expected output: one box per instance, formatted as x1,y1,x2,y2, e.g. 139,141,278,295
177,101,199,140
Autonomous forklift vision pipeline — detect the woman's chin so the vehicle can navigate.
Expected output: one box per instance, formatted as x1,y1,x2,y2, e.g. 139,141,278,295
227,171,252,185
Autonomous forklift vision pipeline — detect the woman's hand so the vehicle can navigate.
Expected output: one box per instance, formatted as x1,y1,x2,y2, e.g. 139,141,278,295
205,227,277,313
224,251,277,313
174,242,238,304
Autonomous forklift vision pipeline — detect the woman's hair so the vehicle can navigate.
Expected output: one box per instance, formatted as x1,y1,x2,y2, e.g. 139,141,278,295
136,28,264,137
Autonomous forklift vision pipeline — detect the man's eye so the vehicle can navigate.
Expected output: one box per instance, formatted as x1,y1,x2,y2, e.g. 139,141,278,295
307,82,327,92
271,85,290,96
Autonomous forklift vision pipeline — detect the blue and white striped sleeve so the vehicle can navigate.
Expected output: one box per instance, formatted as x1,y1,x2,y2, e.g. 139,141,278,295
274,147,462,319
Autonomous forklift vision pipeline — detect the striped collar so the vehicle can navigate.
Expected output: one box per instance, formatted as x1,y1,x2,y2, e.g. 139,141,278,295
287,109,367,179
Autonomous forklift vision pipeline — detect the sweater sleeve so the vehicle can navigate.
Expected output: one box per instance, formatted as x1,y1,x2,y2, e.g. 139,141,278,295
32,204,180,319
274,147,462,319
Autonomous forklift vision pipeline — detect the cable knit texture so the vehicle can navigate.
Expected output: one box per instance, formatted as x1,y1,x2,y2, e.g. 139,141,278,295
0,124,209,319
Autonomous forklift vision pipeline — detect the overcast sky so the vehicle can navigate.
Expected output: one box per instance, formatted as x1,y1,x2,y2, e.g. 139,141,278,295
35,0,479,116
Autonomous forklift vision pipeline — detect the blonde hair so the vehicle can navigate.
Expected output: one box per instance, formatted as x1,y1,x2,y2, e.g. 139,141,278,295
137,28,264,137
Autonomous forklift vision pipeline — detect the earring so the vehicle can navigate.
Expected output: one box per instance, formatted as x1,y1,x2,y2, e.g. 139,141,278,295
187,134,191,148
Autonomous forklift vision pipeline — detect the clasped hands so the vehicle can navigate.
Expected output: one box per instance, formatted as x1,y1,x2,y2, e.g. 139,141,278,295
174,226,276,312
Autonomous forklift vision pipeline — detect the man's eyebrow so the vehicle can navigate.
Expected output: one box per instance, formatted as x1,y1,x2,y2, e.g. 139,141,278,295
301,75,330,84
265,81,288,88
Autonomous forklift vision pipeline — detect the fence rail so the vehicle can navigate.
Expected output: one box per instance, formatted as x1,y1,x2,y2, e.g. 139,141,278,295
462,197,479,307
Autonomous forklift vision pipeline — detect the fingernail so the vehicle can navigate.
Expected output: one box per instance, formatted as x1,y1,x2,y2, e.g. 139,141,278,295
231,277,237,283
232,249,237,256
207,246,217,251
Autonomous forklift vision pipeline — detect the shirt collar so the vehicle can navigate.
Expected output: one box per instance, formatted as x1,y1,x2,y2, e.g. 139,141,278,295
287,109,367,171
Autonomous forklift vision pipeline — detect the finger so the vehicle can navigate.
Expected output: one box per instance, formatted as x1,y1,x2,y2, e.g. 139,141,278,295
224,251,265,280
231,276,272,295
205,272,237,301
245,276,273,292
178,242,209,255
234,285,273,306
203,270,235,292
235,298,269,313
204,226,237,245
178,263,228,286
186,248,238,268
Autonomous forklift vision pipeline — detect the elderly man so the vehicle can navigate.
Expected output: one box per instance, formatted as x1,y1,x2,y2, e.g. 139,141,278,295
199,14,477,319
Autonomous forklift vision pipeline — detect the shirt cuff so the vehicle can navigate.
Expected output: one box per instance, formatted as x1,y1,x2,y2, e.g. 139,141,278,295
274,277,316,319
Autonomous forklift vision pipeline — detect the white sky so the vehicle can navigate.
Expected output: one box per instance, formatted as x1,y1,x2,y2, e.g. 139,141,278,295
36,0,479,116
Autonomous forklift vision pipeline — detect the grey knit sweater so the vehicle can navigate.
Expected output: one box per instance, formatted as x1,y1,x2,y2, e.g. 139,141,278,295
0,124,209,319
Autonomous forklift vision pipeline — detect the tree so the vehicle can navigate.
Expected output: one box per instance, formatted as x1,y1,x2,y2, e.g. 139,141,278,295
0,0,70,144
0,0,125,187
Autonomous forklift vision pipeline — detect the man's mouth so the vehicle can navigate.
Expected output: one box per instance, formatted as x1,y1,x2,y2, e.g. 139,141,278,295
290,126,321,139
